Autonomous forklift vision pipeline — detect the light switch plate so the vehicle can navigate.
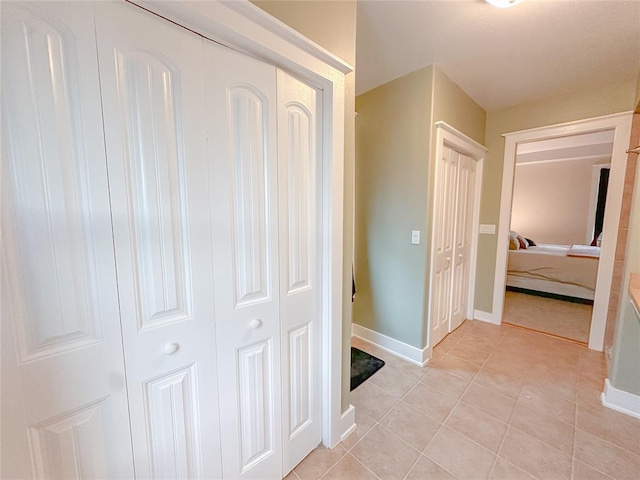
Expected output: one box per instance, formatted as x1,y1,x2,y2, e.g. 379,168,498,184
411,230,420,244
479,224,496,235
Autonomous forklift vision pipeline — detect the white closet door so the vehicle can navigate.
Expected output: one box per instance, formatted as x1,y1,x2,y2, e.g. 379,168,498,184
0,2,134,478
277,71,322,475
205,41,283,479
96,3,222,478
430,146,458,347
450,155,476,331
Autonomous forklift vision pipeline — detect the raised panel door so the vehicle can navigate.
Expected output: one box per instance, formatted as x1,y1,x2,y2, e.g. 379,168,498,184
96,3,222,478
451,155,475,331
277,70,323,475
1,2,134,477
205,40,283,480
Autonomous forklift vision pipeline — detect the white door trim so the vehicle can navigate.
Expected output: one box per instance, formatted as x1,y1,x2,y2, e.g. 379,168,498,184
427,122,487,348
492,112,633,351
130,0,352,448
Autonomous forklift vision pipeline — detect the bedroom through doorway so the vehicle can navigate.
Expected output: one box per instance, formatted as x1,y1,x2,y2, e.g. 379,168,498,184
502,130,614,344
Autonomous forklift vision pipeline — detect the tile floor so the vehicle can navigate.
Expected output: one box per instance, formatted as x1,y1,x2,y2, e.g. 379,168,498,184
288,320,640,480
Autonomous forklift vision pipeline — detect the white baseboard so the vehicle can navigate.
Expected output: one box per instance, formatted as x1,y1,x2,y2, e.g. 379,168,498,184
601,378,640,420
474,309,501,325
339,404,356,442
351,323,430,366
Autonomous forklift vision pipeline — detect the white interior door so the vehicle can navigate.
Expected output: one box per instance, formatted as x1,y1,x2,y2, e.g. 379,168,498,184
96,3,222,478
431,146,458,347
1,2,134,478
206,41,283,480
450,155,476,331
277,71,323,475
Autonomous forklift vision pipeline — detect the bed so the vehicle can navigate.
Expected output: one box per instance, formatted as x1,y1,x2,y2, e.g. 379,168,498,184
506,244,600,300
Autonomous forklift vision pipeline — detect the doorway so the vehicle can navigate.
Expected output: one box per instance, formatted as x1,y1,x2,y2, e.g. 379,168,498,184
492,112,633,351
501,130,615,343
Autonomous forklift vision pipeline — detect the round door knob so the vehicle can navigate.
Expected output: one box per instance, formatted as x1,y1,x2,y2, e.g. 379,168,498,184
163,342,179,355
249,319,263,330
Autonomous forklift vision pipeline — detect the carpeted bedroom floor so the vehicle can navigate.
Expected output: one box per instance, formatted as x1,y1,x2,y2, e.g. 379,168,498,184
503,290,592,343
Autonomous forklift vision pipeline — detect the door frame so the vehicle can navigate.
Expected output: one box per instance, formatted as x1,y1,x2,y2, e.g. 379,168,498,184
131,0,352,447
427,122,486,348
492,112,633,351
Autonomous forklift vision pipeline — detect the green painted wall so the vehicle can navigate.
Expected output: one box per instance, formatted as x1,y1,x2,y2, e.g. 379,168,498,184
475,78,637,313
250,0,357,412
354,67,434,348
354,65,485,349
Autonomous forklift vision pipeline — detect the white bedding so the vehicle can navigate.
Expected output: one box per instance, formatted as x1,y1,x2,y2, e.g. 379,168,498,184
507,244,599,291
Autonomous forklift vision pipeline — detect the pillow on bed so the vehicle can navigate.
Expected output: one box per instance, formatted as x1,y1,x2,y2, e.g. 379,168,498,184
509,231,520,250
516,235,528,249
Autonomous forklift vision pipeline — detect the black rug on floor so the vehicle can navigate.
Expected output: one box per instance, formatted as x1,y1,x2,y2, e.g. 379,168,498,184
350,347,385,391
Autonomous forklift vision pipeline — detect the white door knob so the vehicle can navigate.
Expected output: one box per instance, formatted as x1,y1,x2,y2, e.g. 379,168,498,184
163,342,179,355
249,319,262,330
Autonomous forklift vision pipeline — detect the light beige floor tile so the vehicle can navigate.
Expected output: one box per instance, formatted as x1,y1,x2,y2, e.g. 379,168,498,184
460,383,516,424
388,359,430,383
367,364,420,398
421,368,470,399
293,444,346,480
321,454,378,480
489,458,536,480
284,470,300,480
447,342,492,366
403,382,458,422
574,428,640,480
349,381,399,421
431,354,482,381
576,404,640,456
474,364,524,400
379,401,440,451
518,383,577,425
350,425,420,480
499,427,572,480
444,403,507,453
572,459,615,480
424,425,496,480
510,402,575,455
340,410,376,450
405,455,457,480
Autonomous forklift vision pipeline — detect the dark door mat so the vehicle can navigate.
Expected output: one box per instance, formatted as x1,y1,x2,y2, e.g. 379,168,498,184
350,347,385,391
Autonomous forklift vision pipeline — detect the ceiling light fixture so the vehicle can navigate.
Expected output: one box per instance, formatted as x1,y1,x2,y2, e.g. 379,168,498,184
485,0,525,8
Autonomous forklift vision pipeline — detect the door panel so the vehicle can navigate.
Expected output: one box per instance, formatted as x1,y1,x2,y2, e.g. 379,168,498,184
451,155,476,330
96,3,222,478
1,2,133,478
277,71,322,475
431,146,458,347
206,40,282,480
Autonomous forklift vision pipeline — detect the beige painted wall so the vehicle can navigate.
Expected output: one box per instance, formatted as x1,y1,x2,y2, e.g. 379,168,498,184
354,67,433,348
250,0,357,412
511,159,607,245
475,78,637,313
354,65,485,350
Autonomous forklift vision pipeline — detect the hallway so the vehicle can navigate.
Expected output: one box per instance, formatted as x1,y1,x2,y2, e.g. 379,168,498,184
290,320,640,480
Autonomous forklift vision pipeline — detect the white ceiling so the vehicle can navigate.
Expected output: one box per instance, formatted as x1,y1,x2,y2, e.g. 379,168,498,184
356,0,640,110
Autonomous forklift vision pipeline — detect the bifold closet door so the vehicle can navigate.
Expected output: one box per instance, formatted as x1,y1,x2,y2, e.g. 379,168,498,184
96,3,223,478
431,146,458,347
450,155,476,331
206,42,323,478
206,41,283,480
1,2,134,478
277,71,323,475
